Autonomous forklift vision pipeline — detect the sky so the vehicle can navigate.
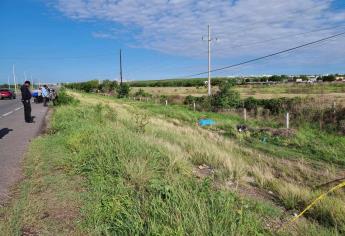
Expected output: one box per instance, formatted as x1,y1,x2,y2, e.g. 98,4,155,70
0,0,345,84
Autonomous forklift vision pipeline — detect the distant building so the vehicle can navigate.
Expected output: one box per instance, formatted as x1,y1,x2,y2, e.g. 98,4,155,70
335,76,345,81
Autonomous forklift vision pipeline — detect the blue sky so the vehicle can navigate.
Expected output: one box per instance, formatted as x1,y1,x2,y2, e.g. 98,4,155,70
0,0,345,84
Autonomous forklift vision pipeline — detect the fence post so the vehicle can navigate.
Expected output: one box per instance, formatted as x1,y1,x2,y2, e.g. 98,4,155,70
165,100,168,106
243,108,247,121
286,112,290,129
193,102,196,111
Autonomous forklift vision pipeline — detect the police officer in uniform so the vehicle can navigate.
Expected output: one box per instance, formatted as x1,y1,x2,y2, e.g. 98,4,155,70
21,81,34,123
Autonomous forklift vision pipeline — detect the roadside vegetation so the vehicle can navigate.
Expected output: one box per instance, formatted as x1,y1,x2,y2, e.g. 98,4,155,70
2,79,345,235
1,90,344,235
127,74,344,87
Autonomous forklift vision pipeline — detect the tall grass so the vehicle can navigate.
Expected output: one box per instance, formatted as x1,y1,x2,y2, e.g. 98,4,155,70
3,92,342,235
67,93,344,235
51,103,276,235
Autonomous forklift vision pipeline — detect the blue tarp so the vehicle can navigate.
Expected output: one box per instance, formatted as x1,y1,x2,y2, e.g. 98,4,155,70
198,119,216,126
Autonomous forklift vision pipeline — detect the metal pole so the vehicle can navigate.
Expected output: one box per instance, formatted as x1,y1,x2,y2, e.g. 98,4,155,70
208,24,211,96
12,64,17,92
8,75,10,89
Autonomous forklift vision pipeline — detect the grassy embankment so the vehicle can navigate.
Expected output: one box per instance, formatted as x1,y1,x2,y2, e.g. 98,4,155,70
1,92,344,235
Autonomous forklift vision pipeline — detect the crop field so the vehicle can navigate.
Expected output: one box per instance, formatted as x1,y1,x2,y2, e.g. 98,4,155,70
1,91,344,235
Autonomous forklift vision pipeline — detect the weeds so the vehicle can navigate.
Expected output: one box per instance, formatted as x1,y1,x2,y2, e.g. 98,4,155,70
133,110,150,133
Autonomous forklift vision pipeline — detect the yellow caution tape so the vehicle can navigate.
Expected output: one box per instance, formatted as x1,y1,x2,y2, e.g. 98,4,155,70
283,181,345,228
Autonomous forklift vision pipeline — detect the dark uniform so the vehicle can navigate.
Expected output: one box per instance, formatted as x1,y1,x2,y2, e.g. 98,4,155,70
21,84,32,123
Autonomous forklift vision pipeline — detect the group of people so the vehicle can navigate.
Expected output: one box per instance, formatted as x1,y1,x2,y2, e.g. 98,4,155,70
33,85,51,106
20,81,57,123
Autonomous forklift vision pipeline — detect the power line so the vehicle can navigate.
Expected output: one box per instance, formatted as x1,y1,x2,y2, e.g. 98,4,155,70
184,31,345,78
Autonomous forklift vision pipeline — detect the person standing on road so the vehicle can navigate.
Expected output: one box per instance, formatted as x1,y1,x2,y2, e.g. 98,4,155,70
42,85,49,107
21,81,33,123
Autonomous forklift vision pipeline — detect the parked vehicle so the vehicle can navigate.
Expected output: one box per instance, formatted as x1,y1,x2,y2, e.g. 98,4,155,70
0,89,16,99
32,89,43,103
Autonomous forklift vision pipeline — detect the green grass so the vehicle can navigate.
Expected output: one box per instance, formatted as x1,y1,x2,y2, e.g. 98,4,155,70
1,92,344,235
235,83,345,95
0,132,83,235
50,103,278,235
127,99,345,167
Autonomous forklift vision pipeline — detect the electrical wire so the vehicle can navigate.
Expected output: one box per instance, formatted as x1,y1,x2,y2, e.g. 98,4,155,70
184,31,345,78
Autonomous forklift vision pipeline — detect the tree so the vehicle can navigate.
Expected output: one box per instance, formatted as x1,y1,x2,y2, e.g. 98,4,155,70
211,81,240,109
101,80,118,93
322,75,336,82
117,83,130,98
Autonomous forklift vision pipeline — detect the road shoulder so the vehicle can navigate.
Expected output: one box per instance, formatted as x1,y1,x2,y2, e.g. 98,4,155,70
0,120,84,235
0,103,48,203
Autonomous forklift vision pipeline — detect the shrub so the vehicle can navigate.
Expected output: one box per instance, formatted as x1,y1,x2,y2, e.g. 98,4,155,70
134,88,151,98
100,80,118,93
55,88,79,106
184,95,196,105
243,97,258,111
117,83,131,98
211,81,241,110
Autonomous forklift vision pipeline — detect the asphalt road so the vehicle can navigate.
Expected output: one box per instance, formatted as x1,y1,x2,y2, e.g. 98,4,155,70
0,97,23,119
0,98,48,203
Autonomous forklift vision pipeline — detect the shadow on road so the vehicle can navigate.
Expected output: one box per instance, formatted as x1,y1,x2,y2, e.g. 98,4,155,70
0,128,13,139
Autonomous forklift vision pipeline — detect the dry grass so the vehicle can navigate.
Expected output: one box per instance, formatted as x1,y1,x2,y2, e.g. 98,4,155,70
3,91,342,235
131,84,345,106
75,92,345,234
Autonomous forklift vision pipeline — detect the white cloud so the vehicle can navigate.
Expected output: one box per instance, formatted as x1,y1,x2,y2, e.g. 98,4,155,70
92,31,114,39
53,0,345,66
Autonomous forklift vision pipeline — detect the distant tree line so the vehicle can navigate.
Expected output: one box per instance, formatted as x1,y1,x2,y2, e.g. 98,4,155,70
129,74,344,87
63,80,130,98
129,77,236,87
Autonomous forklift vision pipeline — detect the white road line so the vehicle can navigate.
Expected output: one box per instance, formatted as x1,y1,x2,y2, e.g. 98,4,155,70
1,106,24,118
2,111,13,117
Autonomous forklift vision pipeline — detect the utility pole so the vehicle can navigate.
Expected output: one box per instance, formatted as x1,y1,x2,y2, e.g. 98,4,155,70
203,25,216,96
12,64,17,92
207,24,211,96
120,49,123,85
8,75,10,89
